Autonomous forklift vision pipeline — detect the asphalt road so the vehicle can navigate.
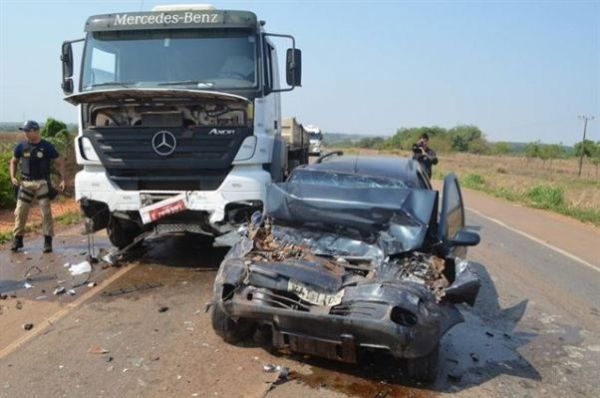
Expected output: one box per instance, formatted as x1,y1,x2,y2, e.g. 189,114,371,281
0,186,599,398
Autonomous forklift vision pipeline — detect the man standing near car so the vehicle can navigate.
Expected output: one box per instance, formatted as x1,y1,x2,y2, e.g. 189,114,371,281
9,120,66,253
412,133,438,179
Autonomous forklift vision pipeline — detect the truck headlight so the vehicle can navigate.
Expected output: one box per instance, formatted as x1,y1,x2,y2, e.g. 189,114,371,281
234,136,257,161
79,137,100,162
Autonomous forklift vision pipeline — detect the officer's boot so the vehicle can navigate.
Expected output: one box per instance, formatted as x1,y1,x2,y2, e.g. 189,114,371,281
43,235,53,253
10,235,24,252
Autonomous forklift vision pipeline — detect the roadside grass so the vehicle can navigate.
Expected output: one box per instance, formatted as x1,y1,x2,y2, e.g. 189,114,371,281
458,172,600,226
0,209,82,244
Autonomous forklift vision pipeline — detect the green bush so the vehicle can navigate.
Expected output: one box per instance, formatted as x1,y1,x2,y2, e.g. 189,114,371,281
461,173,486,189
0,150,16,208
525,185,564,208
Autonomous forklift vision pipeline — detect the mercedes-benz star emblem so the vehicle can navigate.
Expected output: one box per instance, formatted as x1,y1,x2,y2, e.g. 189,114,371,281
151,130,177,156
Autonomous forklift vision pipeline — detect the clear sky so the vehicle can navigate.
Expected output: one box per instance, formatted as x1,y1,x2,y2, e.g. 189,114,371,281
0,0,598,144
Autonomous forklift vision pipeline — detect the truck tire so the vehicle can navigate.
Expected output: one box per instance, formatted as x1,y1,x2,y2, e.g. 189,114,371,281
211,303,253,344
107,216,141,249
403,344,439,382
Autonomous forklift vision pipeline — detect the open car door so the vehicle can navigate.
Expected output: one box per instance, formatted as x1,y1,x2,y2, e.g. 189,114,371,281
438,173,479,258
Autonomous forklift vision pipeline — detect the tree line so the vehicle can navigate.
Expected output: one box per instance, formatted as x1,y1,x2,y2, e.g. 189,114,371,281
326,125,600,163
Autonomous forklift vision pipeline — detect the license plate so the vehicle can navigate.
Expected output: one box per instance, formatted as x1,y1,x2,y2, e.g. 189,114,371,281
148,199,186,222
288,280,345,307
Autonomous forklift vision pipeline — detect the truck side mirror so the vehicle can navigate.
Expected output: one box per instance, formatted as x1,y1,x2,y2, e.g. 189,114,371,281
286,48,302,87
61,41,74,95
62,79,74,95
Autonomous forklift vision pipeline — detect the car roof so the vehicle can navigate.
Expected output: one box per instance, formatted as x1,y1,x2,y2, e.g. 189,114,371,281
304,155,423,183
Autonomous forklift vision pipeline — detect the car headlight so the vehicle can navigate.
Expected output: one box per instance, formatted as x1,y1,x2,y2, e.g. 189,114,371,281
79,137,100,162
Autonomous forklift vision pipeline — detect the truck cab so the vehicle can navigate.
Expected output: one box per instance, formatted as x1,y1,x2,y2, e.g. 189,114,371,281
304,125,323,156
60,5,302,248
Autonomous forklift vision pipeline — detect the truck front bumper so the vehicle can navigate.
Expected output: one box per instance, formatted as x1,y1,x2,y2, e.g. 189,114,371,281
75,165,271,224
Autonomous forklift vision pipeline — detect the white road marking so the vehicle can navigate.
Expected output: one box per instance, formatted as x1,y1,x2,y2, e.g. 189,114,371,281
466,207,600,273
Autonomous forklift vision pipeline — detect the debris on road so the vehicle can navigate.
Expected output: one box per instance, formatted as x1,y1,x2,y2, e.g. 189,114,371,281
263,364,290,380
68,289,76,296
15,301,23,310
88,282,96,288
22,323,34,331
485,331,494,337
53,287,66,296
89,345,110,354
158,306,169,313
35,295,47,300
23,282,33,289
69,261,92,276
470,353,479,362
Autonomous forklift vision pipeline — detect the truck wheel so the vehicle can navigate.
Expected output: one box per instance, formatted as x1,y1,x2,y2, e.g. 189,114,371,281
107,216,141,249
211,302,253,344
403,344,439,382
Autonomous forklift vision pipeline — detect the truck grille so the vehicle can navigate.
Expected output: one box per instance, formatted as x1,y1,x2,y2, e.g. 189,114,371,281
83,127,251,191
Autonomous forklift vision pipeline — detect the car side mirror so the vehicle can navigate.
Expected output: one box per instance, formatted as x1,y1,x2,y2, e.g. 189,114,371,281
449,229,480,247
286,48,302,87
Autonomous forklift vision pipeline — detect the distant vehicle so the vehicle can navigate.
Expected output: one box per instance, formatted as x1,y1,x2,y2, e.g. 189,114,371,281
211,155,481,381
304,124,323,156
60,4,304,248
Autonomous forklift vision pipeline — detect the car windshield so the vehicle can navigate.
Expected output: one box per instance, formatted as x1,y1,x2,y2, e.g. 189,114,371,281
288,169,415,189
81,29,258,91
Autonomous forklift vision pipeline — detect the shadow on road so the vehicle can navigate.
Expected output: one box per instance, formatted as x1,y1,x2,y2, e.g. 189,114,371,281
130,232,230,269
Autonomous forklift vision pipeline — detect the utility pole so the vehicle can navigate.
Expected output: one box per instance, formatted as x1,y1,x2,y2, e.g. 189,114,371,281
577,114,594,177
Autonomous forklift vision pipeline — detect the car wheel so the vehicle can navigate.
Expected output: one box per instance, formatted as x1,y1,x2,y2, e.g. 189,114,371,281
211,302,253,344
107,216,141,249
403,344,439,382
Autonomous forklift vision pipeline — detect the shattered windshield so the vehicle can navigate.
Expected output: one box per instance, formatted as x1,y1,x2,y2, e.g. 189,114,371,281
265,182,438,255
288,169,415,189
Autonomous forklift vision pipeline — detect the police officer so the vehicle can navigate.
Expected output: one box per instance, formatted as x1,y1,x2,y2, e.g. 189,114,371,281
9,120,66,253
412,133,438,179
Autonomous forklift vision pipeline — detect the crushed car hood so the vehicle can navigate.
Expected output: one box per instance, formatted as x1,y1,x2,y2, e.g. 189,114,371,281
64,88,250,105
265,182,438,255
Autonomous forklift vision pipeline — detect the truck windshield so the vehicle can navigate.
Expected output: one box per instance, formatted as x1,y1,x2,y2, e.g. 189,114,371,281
81,29,258,91
309,133,323,140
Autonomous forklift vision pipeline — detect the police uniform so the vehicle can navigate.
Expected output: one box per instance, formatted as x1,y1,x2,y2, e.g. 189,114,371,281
13,139,59,240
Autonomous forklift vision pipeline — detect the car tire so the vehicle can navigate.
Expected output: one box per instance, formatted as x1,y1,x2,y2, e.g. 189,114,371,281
404,344,439,382
107,216,141,249
211,302,253,344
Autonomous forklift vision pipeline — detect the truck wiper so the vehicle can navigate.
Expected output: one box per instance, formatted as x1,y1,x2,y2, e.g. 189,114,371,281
90,81,136,88
158,80,214,88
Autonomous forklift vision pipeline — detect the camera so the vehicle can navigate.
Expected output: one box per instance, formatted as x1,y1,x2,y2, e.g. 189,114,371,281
412,142,424,154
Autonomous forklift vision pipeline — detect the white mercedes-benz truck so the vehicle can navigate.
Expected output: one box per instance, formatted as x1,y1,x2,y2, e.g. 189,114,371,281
60,4,302,248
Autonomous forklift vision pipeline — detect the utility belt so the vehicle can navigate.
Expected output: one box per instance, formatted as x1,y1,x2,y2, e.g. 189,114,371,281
16,176,58,201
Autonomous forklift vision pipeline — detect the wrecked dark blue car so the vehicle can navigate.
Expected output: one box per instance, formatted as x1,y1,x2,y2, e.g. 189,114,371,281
211,155,481,381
